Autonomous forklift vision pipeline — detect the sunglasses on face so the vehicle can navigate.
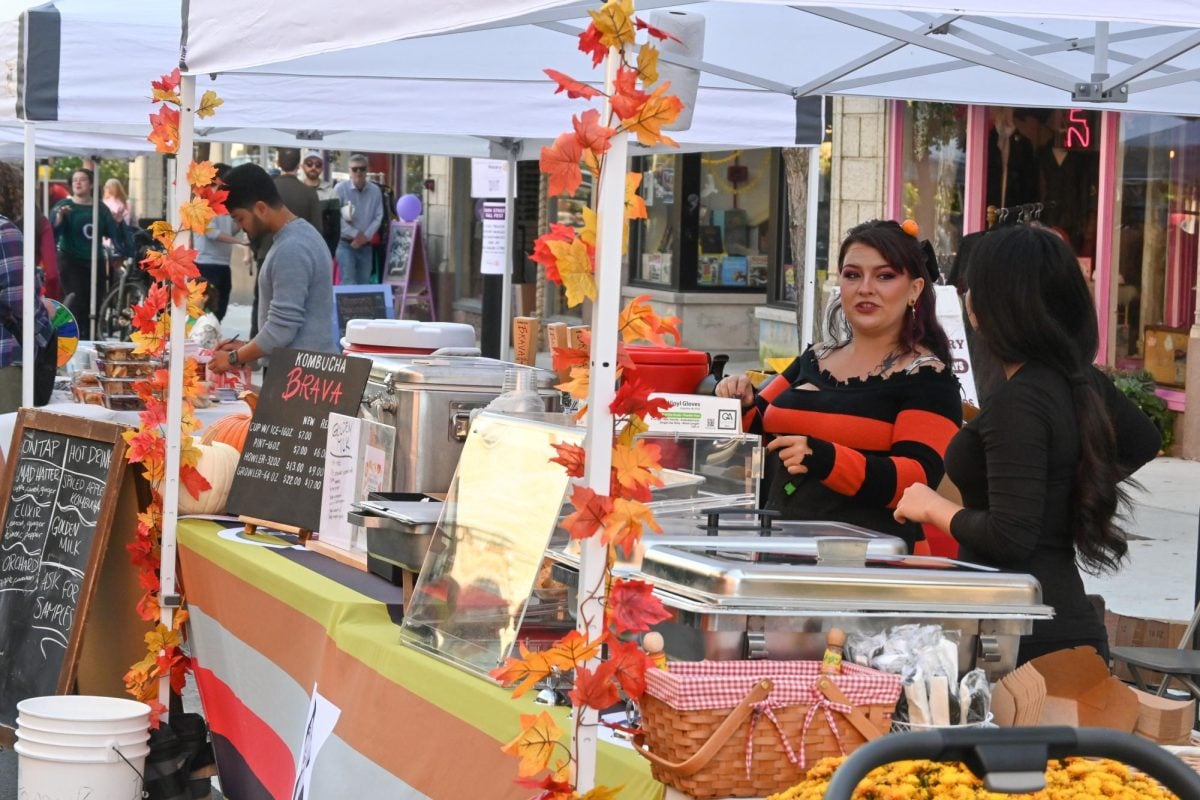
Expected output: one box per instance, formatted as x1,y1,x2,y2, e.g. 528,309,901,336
304,161,321,167
350,166,367,173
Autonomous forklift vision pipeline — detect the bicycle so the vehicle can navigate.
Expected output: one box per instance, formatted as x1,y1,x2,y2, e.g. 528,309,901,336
96,227,162,341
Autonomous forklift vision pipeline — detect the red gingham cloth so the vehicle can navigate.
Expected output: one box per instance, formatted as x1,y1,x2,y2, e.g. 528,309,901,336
643,661,901,773
644,660,901,710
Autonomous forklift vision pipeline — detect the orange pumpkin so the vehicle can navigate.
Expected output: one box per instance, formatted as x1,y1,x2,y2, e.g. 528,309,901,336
199,391,257,452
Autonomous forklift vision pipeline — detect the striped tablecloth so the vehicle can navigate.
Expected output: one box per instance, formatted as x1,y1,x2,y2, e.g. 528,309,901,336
178,519,663,800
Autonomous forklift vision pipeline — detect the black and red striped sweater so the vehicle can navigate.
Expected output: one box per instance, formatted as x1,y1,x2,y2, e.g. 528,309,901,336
746,348,963,550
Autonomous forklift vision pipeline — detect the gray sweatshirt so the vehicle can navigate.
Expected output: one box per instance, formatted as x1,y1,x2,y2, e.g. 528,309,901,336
253,218,336,357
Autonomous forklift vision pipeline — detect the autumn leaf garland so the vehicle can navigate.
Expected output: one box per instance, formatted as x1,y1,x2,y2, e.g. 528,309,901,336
123,68,227,722
490,2,686,797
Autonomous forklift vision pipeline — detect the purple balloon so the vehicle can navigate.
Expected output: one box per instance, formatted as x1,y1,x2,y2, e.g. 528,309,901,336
396,194,423,222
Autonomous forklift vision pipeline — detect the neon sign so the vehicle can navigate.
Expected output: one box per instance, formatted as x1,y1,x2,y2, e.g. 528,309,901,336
1065,109,1091,149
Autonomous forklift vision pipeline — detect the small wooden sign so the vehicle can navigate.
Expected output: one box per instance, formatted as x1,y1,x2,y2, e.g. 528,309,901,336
0,410,130,732
224,348,372,535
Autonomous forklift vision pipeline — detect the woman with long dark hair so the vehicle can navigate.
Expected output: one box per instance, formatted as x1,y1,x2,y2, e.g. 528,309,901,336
896,224,1161,663
717,219,963,551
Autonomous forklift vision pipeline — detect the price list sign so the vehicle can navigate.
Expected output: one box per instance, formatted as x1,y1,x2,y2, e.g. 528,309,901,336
225,348,372,533
0,411,128,729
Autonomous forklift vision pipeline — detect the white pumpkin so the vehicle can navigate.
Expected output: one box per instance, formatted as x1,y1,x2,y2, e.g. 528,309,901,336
179,439,240,515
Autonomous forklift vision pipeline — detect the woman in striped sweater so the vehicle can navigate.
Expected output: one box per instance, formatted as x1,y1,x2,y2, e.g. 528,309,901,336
717,220,963,551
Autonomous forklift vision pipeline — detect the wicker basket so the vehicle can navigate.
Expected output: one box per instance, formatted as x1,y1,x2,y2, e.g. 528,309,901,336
634,661,900,799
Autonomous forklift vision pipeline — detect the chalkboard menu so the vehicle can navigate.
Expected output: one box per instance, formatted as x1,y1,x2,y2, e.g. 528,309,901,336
225,348,372,533
332,284,394,344
0,411,129,729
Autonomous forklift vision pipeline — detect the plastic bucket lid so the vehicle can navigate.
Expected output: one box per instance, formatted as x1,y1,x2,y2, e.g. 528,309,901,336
16,696,150,734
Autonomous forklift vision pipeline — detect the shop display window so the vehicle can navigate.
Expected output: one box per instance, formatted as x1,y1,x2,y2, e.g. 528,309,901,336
900,101,968,272
1114,114,1200,384
771,136,832,308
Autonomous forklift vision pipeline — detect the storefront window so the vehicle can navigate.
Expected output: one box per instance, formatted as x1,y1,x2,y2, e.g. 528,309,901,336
545,173,595,317
1114,114,1198,386
637,154,677,286
901,102,967,269
774,138,833,307
695,148,774,289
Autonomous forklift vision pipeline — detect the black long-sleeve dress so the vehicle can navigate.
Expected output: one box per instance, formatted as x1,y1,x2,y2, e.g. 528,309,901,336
945,362,1161,663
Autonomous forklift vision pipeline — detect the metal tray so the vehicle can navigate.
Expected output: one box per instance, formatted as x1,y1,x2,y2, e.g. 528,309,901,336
353,497,443,573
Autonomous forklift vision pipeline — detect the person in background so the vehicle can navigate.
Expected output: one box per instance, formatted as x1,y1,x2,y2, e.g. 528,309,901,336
194,163,247,321
189,281,222,351
301,150,341,259
895,224,1161,664
102,178,135,225
52,168,118,337
0,162,52,413
334,153,383,285
716,220,963,553
208,164,335,374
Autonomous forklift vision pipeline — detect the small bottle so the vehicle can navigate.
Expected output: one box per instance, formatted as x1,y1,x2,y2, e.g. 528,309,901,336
643,631,668,671
820,628,845,675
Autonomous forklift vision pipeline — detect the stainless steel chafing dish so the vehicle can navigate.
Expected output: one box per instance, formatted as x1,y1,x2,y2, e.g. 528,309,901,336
633,539,1052,680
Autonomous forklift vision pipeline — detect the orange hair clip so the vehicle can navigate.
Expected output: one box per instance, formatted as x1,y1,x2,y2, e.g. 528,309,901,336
900,219,920,238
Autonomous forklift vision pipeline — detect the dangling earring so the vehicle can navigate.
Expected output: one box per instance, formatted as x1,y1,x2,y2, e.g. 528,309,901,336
908,298,919,337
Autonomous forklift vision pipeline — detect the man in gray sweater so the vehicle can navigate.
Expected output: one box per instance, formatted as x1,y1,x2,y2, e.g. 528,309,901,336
209,163,336,374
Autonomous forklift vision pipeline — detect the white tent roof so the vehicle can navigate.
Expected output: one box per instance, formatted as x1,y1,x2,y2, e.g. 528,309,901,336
182,1,1200,116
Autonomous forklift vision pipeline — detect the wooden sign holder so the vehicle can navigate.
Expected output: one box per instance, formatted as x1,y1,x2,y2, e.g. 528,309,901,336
383,220,436,322
240,516,312,545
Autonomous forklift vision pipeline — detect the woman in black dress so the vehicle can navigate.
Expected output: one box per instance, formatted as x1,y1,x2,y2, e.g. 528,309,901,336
895,225,1160,664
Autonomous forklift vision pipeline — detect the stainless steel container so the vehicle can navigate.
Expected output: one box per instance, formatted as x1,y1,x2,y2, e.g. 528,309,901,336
350,497,444,574
360,356,561,494
635,539,1053,680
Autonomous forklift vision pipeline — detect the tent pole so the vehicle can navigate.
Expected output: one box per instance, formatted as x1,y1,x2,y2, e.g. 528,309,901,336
1093,22,1110,79
573,44,626,794
90,154,100,340
801,146,820,346
21,123,35,407
499,154,516,361
158,75,197,719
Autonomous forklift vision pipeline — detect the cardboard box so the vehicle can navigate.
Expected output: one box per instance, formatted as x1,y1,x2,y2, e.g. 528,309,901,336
1112,613,1192,685
1031,646,1140,731
1131,688,1196,745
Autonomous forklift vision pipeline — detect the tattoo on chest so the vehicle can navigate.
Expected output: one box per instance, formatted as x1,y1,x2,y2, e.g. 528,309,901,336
870,349,903,377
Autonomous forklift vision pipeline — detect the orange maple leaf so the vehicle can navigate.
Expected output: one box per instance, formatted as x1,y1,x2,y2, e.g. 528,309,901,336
131,316,171,359
611,67,648,121
616,412,649,449
608,638,654,699
608,578,672,635
610,375,671,419
551,345,589,376
490,641,555,699
588,0,635,50
143,244,199,289
549,441,587,478
187,161,217,190
151,69,181,104
620,82,684,147
148,220,176,248
636,44,660,85
540,133,584,198
624,172,648,221
577,22,608,67
561,484,613,540
147,105,180,154
546,237,596,307
179,197,216,236
501,712,563,778
544,630,603,670
556,365,590,400
618,295,680,346
186,279,208,322
570,662,620,711
602,497,661,557
577,207,599,249
612,439,665,493
196,185,229,216
545,68,601,100
573,109,615,156
196,89,223,119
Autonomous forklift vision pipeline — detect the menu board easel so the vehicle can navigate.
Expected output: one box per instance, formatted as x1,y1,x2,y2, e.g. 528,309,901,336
384,220,436,321
224,348,372,542
0,410,132,740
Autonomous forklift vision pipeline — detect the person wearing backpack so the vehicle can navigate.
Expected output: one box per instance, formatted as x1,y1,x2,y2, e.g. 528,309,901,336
0,167,53,411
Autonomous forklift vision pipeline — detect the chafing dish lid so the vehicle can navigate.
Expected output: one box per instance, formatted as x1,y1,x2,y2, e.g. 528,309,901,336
654,516,908,556
367,355,557,389
638,540,1051,616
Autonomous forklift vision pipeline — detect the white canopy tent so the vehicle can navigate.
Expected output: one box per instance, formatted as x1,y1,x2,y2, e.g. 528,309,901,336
179,0,1200,791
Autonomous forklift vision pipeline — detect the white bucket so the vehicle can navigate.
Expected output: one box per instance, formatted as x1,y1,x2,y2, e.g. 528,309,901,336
15,695,152,800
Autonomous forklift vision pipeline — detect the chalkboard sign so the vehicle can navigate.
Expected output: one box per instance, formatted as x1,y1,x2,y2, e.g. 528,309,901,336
332,284,394,345
225,348,372,533
0,410,129,730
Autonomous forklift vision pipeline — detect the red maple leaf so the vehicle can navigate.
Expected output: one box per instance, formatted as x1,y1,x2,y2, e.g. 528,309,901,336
577,22,608,67
611,67,649,121
609,376,671,419
561,484,613,540
125,428,165,465
142,244,199,289
570,662,620,711
607,638,653,699
516,774,576,800
530,223,577,283
635,17,682,43
540,133,584,197
179,464,212,501
551,345,589,375
608,579,672,635
573,109,615,156
196,185,229,216
146,700,167,730
610,473,652,503
136,591,159,622
152,68,181,95
545,68,601,100
549,441,587,478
